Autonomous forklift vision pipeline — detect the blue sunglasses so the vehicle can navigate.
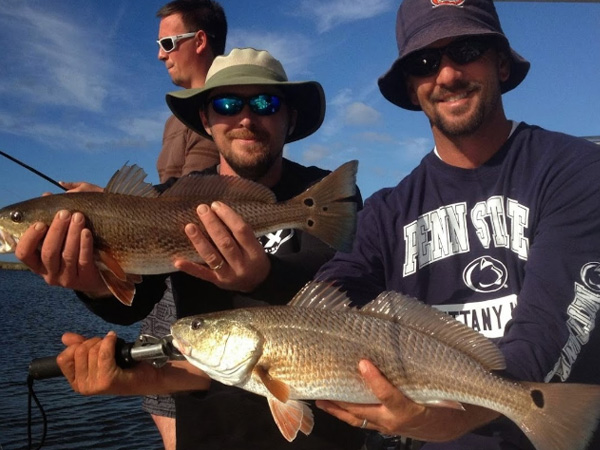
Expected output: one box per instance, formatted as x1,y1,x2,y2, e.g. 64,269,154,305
210,94,282,116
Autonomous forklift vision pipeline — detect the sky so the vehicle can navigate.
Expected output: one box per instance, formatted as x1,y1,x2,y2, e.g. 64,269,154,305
0,0,598,263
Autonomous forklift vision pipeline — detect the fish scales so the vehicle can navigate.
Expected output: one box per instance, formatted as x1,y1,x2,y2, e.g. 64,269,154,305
171,281,600,449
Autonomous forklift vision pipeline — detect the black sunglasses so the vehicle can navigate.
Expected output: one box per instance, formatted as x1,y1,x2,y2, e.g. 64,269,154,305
402,37,495,78
210,94,282,116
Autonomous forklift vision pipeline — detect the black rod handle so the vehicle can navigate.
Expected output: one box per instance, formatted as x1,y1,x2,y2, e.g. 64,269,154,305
28,338,134,380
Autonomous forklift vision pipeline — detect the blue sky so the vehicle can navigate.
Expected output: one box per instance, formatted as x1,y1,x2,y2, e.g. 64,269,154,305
0,0,598,262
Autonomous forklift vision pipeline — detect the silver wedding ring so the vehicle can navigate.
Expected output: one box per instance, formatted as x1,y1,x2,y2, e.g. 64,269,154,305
360,418,368,429
211,260,224,271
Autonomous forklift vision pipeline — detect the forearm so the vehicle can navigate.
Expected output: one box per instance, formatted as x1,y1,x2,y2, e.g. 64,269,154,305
113,360,211,396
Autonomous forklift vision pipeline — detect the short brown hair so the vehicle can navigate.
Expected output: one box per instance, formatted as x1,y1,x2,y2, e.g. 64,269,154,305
157,0,227,56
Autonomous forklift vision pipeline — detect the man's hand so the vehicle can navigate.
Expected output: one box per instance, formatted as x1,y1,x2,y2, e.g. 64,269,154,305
57,332,210,396
57,331,163,395
15,210,108,296
316,360,499,442
175,201,271,292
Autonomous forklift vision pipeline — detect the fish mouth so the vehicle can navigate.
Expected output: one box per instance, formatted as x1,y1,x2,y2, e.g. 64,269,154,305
0,229,18,253
170,336,191,357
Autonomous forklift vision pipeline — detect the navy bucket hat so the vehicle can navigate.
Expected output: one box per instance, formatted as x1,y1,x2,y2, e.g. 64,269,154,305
378,0,530,111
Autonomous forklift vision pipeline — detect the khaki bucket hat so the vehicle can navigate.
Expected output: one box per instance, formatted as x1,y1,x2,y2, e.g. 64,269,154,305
166,47,325,142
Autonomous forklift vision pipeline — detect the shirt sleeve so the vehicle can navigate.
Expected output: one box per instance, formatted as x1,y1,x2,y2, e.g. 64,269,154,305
500,156,600,382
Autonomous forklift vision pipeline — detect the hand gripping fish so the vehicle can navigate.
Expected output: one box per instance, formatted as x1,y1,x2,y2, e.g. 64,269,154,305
171,281,600,450
0,162,358,305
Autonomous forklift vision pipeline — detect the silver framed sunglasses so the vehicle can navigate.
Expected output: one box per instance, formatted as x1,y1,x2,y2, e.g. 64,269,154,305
157,31,198,53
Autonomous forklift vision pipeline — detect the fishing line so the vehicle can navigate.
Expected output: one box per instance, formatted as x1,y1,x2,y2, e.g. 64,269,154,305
26,376,48,450
0,150,66,191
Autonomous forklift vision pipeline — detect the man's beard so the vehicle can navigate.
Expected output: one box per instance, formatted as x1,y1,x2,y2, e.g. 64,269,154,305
222,128,282,181
223,149,280,181
429,81,501,137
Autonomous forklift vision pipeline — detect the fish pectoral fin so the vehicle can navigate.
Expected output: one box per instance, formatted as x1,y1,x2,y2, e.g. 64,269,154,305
267,396,314,442
98,269,136,306
255,365,290,403
420,399,466,411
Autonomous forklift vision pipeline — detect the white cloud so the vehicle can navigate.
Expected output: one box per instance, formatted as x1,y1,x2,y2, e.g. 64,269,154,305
399,137,432,160
0,5,112,112
298,0,394,33
302,144,334,163
344,102,381,126
357,131,395,143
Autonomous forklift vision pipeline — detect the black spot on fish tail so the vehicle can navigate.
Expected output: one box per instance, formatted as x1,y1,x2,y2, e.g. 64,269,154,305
307,219,314,228
304,198,314,207
531,389,544,408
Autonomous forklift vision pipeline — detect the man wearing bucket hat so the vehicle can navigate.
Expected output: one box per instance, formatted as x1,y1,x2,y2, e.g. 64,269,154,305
54,48,365,450
315,0,600,449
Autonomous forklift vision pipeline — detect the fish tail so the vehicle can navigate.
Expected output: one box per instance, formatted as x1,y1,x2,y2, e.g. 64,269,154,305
292,160,358,252
516,381,600,450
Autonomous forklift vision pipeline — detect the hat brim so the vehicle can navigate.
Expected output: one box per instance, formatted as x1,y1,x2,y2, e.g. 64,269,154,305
166,65,325,143
378,30,530,111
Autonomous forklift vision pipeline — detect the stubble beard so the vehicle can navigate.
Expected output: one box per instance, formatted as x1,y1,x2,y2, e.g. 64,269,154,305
429,81,502,137
223,148,282,181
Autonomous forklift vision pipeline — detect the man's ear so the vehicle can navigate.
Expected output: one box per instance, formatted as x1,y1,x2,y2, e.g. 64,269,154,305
200,109,213,136
288,109,298,136
195,30,209,55
498,52,510,83
406,79,420,107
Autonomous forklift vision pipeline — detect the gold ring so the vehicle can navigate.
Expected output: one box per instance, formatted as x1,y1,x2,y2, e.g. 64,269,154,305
360,418,368,429
211,260,224,271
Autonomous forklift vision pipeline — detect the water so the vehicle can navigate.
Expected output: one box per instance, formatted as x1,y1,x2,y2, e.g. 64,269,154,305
0,269,163,449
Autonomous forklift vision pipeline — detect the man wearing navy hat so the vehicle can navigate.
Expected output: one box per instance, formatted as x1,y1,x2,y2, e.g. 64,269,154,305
316,0,600,448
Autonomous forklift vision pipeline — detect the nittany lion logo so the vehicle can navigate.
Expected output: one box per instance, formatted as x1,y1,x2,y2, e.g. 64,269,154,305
463,256,508,293
580,262,600,294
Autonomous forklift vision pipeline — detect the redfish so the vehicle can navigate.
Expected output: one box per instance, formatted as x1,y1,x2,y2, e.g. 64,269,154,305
0,162,358,305
171,281,600,449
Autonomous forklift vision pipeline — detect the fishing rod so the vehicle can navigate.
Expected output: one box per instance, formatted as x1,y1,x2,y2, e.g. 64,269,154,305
26,334,183,449
0,150,66,191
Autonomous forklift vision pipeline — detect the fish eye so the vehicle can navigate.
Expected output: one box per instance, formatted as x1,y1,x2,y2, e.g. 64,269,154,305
10,211,23,223
191,318,204,330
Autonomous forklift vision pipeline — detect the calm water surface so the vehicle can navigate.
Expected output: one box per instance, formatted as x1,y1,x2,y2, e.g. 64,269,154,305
0,269,163,449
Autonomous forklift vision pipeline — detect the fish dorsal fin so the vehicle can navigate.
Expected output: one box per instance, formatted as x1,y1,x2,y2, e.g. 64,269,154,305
161,174,277,203
360,292,506,371
287,281,352,311
267,397,314,442
105,164,159,197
